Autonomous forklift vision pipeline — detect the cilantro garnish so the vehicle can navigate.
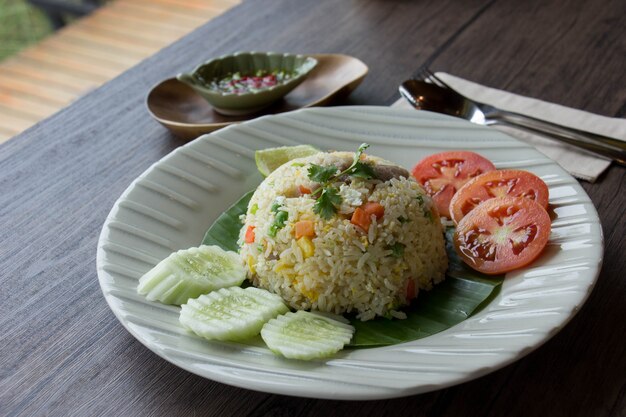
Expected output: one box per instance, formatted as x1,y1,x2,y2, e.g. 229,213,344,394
342,143,375,179
351,143,369,166
307,143,377,220
313,187,342,219
343,143,371,176
308,164,338,183
348,161,376,179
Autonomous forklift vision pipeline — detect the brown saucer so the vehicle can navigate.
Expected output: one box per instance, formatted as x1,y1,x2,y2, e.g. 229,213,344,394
146,54,368,140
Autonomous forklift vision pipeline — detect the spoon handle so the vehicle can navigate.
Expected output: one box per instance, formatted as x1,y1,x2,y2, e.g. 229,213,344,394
484,108,626,166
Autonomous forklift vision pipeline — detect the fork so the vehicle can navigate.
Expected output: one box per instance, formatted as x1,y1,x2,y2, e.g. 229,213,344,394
401,68,626,166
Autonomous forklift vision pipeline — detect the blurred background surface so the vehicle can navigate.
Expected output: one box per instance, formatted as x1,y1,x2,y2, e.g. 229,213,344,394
0,0,53,62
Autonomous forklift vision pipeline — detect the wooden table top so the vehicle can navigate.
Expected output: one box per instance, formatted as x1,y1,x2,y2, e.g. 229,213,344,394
1,0,624,415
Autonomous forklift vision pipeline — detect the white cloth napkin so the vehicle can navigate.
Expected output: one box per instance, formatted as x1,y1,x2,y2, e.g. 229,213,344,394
392,72,626,182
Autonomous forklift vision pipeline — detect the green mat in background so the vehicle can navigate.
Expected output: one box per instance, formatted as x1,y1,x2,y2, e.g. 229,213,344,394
0,0,52,62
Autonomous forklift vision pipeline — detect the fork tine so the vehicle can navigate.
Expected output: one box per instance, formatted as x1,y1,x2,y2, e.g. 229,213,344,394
413,66,448,89
414,67,435,84
423,68,454,90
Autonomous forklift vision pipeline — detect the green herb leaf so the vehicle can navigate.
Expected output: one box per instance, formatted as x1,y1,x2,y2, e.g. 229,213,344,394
308,164,338,183
337,143,371,178
268,210,289,237
306,144,375,220
313,187,342,220
348,161,376,179
353,143,370,166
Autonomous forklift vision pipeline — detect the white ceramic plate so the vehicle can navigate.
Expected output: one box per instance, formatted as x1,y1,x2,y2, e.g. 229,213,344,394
97,106,602,400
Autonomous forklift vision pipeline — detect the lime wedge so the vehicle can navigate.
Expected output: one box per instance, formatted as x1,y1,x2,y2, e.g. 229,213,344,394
255,145,320,176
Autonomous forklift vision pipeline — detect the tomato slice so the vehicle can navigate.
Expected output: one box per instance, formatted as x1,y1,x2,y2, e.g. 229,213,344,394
412,151,496,218
454,196,551,275
449,169,549,224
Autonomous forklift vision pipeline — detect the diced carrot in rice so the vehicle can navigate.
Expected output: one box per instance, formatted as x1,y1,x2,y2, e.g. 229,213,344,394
295,220,315,239
298,185,312,195
362,201,384,219
245,225,255,243
350,207,371,231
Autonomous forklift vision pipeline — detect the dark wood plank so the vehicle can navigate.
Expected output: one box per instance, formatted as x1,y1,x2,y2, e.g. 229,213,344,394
0,0,624,416
426,0,626,116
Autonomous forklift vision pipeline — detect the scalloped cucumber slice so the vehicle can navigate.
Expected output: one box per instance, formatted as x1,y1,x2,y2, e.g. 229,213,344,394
261,311,355,360
137,245,245,305
180,287,289,341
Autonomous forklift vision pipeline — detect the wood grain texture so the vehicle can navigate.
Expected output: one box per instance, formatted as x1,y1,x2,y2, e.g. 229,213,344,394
90,8,191,38
0,0,239,144
425,0,626,116
2,58,105,90
1,0,624,416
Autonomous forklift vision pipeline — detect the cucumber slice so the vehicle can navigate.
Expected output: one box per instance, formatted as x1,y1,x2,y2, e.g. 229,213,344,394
137,245,245,305
261,311,355,360
180,287,289,341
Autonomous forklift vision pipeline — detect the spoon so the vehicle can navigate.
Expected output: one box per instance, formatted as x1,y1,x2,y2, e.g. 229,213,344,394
399,79,626,166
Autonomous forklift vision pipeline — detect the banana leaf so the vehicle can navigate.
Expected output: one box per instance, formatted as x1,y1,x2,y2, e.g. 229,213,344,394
202,190,254,252
202,192,503,348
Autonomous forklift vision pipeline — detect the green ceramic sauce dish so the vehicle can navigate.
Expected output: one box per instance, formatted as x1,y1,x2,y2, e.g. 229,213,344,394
177,52,318,116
